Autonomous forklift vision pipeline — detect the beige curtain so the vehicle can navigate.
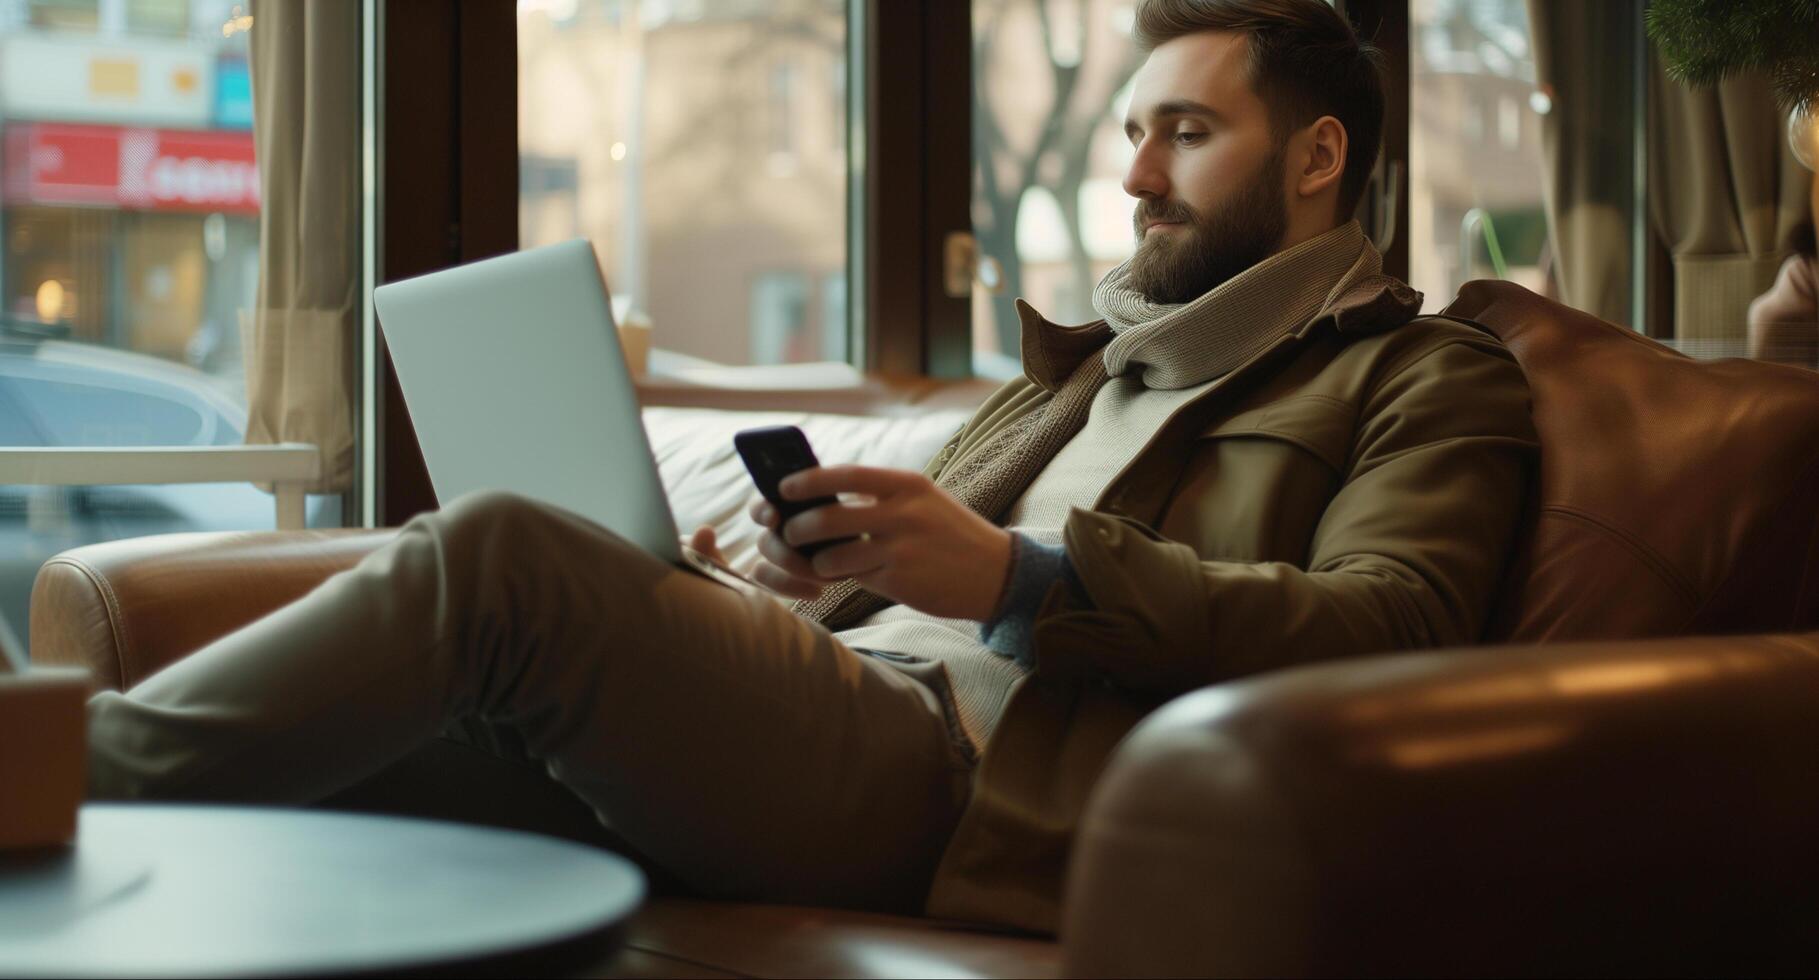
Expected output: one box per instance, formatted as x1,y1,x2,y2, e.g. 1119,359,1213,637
1528,0,1639,327
244,0,360,493
1649,61,1809,345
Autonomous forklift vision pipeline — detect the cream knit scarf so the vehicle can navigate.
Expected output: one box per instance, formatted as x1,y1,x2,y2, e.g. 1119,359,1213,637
1093,219,1377,388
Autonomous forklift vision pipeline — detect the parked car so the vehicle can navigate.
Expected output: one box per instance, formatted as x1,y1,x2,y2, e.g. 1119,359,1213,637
0,337,336,658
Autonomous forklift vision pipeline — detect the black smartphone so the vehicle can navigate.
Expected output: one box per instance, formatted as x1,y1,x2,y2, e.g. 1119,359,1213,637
733,425,857,557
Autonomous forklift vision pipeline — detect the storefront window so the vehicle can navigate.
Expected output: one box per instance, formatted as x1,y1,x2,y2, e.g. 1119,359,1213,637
0,1,336,655
517,0,849,368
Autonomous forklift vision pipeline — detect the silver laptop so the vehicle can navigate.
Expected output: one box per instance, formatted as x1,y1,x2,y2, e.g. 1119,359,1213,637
372,239,744,585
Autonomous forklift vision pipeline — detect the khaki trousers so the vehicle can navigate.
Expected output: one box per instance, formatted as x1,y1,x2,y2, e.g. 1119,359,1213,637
86,491,974,913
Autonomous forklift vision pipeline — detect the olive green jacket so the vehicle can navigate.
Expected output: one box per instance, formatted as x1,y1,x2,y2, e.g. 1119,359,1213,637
919,274,1539,933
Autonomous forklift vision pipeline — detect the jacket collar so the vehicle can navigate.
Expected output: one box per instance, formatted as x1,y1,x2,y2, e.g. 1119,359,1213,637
1016,273,1425,393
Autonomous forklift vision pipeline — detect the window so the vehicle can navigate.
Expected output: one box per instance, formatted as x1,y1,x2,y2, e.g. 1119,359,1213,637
495,0,1806,388
970,0,1141,378
0,2,354,654
1409,0,1574,318
1411,0,1808,360
517,0,849,368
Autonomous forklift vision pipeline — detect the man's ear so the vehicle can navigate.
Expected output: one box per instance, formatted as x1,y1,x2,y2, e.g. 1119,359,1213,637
1292,115,1347,202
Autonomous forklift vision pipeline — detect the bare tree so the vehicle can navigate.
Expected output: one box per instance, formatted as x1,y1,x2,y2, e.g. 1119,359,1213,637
974,0,1142,355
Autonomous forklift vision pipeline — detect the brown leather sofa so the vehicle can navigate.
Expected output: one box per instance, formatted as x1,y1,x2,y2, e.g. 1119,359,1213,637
30,280,1819,977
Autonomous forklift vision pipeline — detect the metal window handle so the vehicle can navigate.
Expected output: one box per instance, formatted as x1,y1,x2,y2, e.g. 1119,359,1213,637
943,232,1004,297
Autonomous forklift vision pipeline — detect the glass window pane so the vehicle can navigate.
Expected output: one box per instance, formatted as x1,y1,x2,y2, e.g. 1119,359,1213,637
971,0,1142,378
1409,0,1639,325
0,2,342,656
518,0,849,367
1410,0,1547,313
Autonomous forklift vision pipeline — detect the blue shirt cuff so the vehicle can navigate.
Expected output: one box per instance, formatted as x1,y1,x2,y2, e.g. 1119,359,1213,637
979,532,1088,668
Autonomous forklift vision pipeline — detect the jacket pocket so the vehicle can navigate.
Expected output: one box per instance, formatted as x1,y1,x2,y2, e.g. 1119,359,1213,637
1197,393,1355,473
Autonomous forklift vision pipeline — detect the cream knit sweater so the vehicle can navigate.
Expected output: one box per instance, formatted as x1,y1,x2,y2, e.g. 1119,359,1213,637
834,222,1377,749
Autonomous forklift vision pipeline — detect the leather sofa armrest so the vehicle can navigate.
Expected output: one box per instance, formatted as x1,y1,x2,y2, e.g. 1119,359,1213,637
1061,633,1819,978
30,529,396,692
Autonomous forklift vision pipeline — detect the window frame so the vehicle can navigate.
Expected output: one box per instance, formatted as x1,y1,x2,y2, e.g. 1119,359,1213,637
859,0,974,379
370,0,516,526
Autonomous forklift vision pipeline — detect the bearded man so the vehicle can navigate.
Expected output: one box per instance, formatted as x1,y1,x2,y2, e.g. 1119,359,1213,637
85,0,1536,935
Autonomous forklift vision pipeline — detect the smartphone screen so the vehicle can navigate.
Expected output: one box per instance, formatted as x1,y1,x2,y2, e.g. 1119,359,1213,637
733,425,856,557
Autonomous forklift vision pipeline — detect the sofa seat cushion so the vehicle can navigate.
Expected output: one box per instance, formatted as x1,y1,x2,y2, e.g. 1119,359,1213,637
602,898,1060,979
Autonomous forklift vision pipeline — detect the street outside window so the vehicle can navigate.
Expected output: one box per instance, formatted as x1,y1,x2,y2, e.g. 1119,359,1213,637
0,0,342,655
518,0,849,368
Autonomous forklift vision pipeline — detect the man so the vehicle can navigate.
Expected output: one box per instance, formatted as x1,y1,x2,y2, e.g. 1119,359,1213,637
86,0,1535,934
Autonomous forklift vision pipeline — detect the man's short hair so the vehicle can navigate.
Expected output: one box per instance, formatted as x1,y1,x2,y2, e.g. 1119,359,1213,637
1134,0,1386,220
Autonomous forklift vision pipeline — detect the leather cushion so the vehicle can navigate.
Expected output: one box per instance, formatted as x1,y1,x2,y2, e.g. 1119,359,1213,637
1445,280,1819,642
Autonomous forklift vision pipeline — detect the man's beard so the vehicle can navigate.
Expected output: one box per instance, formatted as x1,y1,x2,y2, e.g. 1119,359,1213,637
1125,146,1289,305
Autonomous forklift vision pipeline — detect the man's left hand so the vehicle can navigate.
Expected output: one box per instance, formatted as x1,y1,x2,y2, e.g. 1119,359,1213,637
755,465,1013,621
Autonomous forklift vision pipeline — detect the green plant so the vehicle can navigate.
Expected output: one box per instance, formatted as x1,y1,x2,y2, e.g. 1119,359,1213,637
1647,0,1819,110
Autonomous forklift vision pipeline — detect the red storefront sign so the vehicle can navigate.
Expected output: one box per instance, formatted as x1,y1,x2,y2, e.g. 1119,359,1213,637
3,122,259,214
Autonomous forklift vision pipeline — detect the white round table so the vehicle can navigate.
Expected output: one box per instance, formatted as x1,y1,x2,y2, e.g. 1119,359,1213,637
0,804,645,978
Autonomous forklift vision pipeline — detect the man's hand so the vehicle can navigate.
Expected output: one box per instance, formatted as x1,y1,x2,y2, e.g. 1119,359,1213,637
747,465,1014,621
687,525,733,569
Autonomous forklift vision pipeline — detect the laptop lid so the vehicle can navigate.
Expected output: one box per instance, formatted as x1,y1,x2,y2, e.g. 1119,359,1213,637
371,239,682,564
